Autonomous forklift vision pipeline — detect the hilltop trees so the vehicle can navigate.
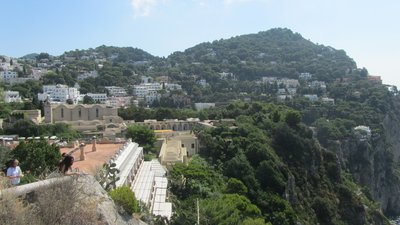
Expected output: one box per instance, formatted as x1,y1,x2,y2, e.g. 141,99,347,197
125,125,156,153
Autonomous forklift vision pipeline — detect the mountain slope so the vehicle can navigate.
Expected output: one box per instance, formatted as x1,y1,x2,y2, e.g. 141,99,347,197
168,28,357,81
62,45,156,62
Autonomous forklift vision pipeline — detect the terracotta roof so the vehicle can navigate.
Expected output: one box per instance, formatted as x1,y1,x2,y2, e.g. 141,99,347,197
60,143,123,175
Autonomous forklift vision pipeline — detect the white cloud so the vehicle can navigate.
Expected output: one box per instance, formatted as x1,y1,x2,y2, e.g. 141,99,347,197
223,0,269,5
131,0,165,17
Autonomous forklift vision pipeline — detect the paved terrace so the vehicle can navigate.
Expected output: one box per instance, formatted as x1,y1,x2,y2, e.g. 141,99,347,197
60,143,123,174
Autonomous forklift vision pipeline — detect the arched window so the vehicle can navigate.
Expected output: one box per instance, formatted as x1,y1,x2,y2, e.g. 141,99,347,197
78,109,81,118
61,108,64,118
96,108,99,118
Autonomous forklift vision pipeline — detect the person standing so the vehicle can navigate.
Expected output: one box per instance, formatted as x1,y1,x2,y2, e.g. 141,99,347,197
7,159,23,186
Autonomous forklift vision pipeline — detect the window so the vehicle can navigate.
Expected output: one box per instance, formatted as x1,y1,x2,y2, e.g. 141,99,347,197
61,108,64,118
191,143,195,149
96,108,99,117
181,144,184,148
78,109,81,118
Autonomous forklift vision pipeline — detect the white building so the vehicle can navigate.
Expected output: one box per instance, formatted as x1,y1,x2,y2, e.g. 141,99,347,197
194,103,215,111
31,68,46,80
106,96,136,108
111,139,172,219
105,86,127,97
37,63,49,68
219,72,236,80
304,94,318,102
197,79,208,88
279,78,300,88
277,88,286,95
262,77,278,83
133,85,150,98
82,93,108,103
262,77,299,88
77,70,98,81
133,83,162,104
164,83,182,91
299,72,312,80
322,97,335,104
38,84,80,104
0,71,18,81
287,88,297,95
4,91,22,103
132,160,172,219
0,62,11,70
145,90,161,104
141,76,153,84
145,83,162,91
310,81,327,90
277,95,292,102
354,126,372,140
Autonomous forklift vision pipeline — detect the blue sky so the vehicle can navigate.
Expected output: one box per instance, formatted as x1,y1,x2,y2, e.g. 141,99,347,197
1,0,399,86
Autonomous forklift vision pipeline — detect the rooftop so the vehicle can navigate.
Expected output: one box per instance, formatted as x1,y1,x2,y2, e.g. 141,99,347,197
60,143,123,174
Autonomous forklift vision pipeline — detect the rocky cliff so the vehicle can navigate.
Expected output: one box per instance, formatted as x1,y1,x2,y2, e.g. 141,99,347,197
0,175,147,225
77,175,147,225
329,96,400,217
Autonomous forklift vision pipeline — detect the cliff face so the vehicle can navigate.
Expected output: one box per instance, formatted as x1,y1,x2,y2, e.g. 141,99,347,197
329,97,400,216
77,175,147,225
1,175,147,225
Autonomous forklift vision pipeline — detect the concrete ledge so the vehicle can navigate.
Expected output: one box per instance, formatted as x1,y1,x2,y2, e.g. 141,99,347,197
0,176,73,198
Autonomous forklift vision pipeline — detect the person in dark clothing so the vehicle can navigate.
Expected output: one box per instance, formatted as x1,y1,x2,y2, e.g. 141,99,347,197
59,154,79,176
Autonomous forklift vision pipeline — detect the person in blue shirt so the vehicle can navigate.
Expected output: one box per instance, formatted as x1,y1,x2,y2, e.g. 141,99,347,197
7,159,23,185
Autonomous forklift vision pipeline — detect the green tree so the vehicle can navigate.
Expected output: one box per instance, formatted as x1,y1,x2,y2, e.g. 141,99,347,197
12,140,61,176
125,125,156,153
241,218,272,225
226,178,248,195
36,52,50,61
82,95,95,104
4,120,39,137
0,146,13,171
285,110,301,127
360,67,368,77
108,186,140,215
200,194,262,225
66,99,74,104
42,71,65,85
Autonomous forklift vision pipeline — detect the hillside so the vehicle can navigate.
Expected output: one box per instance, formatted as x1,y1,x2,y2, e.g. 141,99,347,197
168,102,390,225
63,45,156,62
168,28,357,81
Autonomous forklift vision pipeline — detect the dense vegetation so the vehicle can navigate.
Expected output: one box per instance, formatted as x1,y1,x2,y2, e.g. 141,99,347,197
168,28,356,82
169,102,389,225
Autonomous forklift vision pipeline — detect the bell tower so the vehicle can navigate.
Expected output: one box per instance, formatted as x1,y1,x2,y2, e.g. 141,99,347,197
44,100,53,123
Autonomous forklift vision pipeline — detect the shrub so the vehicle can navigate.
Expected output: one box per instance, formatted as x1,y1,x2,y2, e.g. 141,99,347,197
144,153,155,161
32,177,98,225
226,178,248,195
109,186,140,215
0,176,97,225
